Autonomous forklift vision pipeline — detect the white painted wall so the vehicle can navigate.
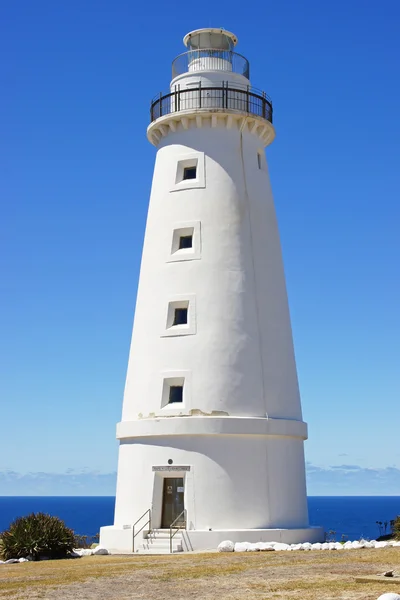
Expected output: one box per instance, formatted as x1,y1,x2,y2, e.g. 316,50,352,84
122,125,302,422
171,70,249,91
113,434,309,531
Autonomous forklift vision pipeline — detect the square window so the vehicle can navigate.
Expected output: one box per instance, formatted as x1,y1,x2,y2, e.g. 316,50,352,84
173,307,188,326
170,153,205,191
161,295,196,337
168,223,201,262
169,385,183,404
183,166,197,180
166,300,189,330
175,160,198,185
160,374,189,409
179,235,193,249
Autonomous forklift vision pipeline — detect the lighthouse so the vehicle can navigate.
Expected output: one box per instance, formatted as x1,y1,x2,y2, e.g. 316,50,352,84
100,28,323,552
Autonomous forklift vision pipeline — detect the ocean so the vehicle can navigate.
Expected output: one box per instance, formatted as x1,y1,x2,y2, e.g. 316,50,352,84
0,496,398,541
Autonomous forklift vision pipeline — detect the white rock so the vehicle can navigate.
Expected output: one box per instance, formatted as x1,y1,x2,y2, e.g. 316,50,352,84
73,548,93,556
18,558,29,563
375,541,390,549
328,542,337,550
254,542,264,550
393,541,400,547
69,551,82,558
258,543,275,552
321,542,330,550
91,546,109,556
351,541,361,549
312,543,322,550
234,542,250,552
335,542,344,550
274,543,290,551
292,544,302,551
301,542,312,551
247,543,260,552
376,594,400,600
218,540,234,552
4,559,19,564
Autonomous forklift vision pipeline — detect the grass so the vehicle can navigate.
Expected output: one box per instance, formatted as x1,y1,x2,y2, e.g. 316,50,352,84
0,548,399,599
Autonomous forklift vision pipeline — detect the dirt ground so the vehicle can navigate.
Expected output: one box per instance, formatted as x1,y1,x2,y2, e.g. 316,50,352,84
1,548,400,600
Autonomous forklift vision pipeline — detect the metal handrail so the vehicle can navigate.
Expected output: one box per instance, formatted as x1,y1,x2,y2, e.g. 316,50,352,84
151,81,271,104
169,509,186,554
150,83,273,125
132,508,151,553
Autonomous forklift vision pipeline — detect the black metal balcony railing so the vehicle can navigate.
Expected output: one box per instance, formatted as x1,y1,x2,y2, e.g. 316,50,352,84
172,49,250,79
150,83,273,124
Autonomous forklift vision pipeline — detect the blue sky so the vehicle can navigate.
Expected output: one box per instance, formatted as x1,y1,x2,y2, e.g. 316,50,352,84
1,0,399,495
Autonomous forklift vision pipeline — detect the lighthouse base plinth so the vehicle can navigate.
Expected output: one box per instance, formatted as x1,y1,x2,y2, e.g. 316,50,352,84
99,525,324,554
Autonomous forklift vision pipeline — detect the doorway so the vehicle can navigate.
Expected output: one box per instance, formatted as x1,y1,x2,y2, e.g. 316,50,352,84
161,477,185,528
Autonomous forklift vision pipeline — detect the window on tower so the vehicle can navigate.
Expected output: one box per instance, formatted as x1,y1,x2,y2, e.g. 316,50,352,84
179,234,193,249
162,296,196,337
173,307,188,326
168,224,200,262
161,375,188,408
167,300,190,330
183,166,197,180
169,385,183,404
171,153,204,191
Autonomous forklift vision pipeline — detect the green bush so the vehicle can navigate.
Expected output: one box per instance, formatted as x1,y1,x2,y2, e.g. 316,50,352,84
393,515,400,540
0,512,75,561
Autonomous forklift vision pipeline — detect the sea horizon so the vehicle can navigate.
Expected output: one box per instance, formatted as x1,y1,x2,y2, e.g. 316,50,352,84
0,494,398,497
0,495,398,542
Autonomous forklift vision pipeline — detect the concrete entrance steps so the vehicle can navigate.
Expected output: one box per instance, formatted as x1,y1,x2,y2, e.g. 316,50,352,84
135,529,183,554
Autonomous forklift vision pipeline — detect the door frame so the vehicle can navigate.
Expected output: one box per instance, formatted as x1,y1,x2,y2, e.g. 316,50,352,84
150,466,194,530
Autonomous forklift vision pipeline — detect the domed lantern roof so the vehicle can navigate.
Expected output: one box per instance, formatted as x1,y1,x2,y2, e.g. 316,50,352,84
183,28,238,51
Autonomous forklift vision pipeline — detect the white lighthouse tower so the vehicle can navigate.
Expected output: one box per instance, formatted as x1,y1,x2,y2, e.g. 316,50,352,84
100,28,323,552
